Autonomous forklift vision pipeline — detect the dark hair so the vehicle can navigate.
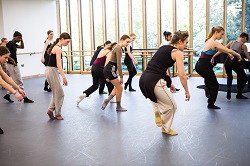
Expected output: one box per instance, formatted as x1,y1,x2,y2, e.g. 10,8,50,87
46,30,53,39
240,32,249,42
163,31,172,39
120,34,130,41
13,31,22,37
47,32,71,55
104,40,111,46
106,42,117,50
171,31,189,44
0,46,10,56
205,26,224,42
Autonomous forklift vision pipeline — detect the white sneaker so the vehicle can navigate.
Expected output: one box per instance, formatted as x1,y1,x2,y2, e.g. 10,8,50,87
76,94,86,106
110,98,116,103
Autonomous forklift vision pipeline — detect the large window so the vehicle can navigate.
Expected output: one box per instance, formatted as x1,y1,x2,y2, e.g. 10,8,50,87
245,1,250,33
106,0,116,43
193,0,206,73
176,0,189,31
69,0,80,71
93,0,103,48
146,0,157,48
58,0,250,76
226,0,242,43
81,0,91,70
161,0,173,45
118,0,129,37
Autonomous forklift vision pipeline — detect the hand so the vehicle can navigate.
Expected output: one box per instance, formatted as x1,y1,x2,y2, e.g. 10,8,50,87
119,78,123,84
18,88,26,97
170,84,176,93
185,91,190,101
134,60,138,66
228,54,234,60
210,57,214,65
41,58,45,63
248,57,250,61
86,66,92,71
14,92,24,102
237,55,242,62
63,77,68,86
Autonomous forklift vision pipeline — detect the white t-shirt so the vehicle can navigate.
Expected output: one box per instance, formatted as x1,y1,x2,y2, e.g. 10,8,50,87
160,40,171,47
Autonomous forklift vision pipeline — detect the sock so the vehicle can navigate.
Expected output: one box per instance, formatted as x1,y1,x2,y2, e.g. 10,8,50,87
3,94,14,102
101,94,114,110
116,101,127,111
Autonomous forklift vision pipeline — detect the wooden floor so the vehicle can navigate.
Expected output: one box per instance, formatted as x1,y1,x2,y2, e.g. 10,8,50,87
0,74,250,166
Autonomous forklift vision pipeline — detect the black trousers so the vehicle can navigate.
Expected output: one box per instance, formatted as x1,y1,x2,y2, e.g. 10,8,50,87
124,59,137,88
83,64,114,97
195,58,219,105
224,57,247,94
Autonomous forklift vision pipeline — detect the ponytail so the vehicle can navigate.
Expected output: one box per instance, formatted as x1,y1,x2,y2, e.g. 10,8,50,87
47,38,59,55
205,26,224,42
47,32,71,55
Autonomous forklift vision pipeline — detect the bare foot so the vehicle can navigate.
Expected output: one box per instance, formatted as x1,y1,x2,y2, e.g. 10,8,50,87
47,110,55,120
56,115,64,120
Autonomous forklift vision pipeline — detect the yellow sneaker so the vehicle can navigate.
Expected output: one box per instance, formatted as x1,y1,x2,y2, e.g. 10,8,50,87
162,127,178,136
154,111,162,127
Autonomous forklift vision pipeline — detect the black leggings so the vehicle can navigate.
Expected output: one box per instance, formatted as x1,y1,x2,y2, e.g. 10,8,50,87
224,57,247,94
83,64,114,97
124,60,137,88
195,58,219,105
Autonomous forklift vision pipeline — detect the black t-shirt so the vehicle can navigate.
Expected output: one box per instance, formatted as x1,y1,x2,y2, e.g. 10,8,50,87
6,41,18,64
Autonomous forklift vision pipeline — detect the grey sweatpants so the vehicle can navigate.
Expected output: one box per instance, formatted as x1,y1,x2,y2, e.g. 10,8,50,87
45,67,64,116
5,63,24,94
151,79,177,132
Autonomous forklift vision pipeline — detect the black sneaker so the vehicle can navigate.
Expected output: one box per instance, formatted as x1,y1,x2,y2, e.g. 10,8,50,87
207,104,221,109
44,88,52,92
236,94,249,99
129,88,136,92
3,94,14,102
24,97,34,103
0,128,4,134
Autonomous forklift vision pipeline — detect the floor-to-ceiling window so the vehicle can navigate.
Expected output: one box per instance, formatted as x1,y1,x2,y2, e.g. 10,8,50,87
226,0,242,43
146,0,157,48
193,0,206,73
59,0,249,76
69,0,80,71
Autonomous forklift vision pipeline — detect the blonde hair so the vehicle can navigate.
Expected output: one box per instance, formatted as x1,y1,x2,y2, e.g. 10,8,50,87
205,26,224,42
129,33,136,37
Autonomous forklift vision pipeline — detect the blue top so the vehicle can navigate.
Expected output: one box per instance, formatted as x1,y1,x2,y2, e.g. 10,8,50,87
203,48,218,55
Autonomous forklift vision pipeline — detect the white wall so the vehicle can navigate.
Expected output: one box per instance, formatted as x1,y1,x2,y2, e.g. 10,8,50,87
1,0,58,77
0,0,4,37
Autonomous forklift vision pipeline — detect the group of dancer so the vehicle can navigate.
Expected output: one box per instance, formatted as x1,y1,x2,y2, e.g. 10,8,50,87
1,26,250,135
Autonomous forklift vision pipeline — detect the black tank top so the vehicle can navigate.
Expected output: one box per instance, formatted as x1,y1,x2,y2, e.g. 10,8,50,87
146,45,176,76
47,53,58,67
124,46,132,63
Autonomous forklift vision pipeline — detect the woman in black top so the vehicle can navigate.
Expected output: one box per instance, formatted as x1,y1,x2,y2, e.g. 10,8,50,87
124,33,138,91
139,31,190,136
41,30,54,92
46,32,71,120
